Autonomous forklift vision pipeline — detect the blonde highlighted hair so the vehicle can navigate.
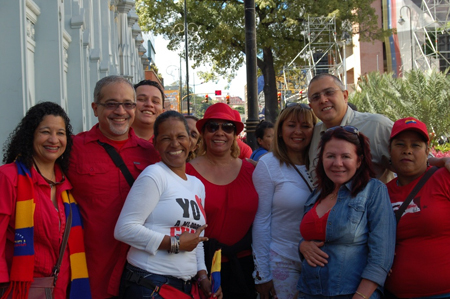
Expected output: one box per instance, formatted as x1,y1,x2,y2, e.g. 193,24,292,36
272,104,317,167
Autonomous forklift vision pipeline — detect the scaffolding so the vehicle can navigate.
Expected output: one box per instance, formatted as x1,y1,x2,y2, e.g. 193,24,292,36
281,16,344,103
410,0,450,71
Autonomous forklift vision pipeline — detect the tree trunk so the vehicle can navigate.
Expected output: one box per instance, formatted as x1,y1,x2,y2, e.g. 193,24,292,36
260,47,278,123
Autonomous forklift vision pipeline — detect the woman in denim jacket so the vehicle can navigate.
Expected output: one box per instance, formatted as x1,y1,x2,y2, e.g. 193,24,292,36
298,126,396,299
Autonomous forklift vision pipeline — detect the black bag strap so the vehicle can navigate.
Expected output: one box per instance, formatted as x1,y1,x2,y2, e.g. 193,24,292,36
395,166,438,224
53,191,72,286
97,140,135,187
288,162,313,192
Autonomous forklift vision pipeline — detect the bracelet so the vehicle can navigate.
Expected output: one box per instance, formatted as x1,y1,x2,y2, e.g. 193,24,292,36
174,235,180,254
355,291,368,299
168,236,180,254
197,274,208,282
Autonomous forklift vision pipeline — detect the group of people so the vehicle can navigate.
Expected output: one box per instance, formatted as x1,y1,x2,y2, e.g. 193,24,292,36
0,73,449,299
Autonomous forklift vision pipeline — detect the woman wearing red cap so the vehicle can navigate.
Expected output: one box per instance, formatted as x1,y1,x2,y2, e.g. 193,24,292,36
385,117,450,298
187,103,258,298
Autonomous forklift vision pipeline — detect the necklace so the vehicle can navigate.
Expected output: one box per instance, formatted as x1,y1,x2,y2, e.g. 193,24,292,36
33,160,65,188
328,192,338,200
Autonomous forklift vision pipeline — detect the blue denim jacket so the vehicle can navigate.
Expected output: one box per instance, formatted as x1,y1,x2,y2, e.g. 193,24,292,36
297,179,396,297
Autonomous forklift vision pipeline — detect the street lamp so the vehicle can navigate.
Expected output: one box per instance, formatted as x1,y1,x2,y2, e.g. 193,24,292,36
399,6,414,70
341,31,351,90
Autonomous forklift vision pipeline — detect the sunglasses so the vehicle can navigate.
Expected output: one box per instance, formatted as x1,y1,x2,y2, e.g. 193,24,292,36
326,125,359,135
205,122,236,134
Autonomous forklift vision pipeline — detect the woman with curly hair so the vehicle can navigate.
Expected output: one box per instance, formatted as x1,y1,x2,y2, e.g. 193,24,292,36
0,102,91,299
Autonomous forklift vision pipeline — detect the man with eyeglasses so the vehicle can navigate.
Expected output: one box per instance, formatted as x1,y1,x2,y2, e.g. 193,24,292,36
67,75,159,299
132,80,165,142
307,73,395,183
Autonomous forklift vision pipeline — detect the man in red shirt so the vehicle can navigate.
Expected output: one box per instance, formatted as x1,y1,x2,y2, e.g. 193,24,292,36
131,80,164,143
67,75,159,298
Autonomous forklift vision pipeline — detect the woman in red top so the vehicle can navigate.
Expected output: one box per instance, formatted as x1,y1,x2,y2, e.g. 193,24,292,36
385,118,450,298
0,102,90,299
186,103,258,298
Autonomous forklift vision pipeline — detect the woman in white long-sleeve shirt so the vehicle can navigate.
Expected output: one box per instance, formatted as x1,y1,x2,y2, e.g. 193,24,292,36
252,104,316,299
115,111,222,299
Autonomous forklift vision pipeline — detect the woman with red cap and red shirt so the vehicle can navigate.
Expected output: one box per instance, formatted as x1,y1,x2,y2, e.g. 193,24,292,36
187,103,258,298
385,117,450,298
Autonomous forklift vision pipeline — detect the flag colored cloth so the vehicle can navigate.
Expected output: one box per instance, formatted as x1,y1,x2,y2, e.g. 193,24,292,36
210,249,221,295
61,191,92,299
1,160,92,299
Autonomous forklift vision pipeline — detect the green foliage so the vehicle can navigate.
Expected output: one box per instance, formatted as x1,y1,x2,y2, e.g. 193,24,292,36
234,106,245,114
136,0,383,121
189,95,212,118
349,69,450,140
434,143,450,153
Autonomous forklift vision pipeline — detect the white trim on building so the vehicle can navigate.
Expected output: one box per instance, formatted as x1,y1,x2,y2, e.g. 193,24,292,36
0,0,147,153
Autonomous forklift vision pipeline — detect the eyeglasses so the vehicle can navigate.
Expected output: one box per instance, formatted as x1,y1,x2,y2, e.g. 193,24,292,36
205,122,236,134
309,88,342,103
97,102,137,110
326,125,359,135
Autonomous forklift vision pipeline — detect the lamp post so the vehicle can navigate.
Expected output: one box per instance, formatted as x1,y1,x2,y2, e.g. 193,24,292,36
399,6,414,70
341,31,351,90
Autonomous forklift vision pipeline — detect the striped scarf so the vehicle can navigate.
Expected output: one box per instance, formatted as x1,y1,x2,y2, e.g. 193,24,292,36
1,160,92,299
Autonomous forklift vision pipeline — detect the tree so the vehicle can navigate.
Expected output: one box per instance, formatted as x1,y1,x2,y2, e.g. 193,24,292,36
136,0,381,123
349,69,450,142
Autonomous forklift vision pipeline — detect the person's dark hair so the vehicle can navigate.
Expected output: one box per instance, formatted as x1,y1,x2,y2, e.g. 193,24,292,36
315,127,375,200
154,110,189,141
134,80,165,101
184,115,201,162
255,121,274,147
184,115,199,122
93,75,135,103
3,102,73,173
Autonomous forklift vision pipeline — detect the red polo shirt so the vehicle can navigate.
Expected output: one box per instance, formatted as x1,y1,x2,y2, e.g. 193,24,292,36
67,124,159,298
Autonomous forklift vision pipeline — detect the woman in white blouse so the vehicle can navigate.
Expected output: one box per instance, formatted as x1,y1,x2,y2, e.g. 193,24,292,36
115,111,222,299
252,104,316,299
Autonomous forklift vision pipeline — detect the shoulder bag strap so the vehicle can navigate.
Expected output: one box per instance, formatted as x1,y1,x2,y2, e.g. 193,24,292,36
53,191,72,286
395,166,438,224
289,162,313,193
97,140,135,187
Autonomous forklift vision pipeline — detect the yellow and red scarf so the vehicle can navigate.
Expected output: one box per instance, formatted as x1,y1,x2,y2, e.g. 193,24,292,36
1,160,92,299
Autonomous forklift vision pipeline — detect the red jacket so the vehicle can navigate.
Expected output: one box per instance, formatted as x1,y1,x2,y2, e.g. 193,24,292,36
0,163,71,299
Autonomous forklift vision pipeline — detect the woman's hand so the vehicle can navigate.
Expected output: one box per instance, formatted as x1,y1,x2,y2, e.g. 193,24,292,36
300,241,329,267
198,276,223,298
179,224,209,252
255,280,278,299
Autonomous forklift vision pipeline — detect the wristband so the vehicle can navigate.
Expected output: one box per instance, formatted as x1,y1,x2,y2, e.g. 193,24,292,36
197,274,208,282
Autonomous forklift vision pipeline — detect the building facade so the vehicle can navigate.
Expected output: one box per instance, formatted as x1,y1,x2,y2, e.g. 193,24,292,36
0,0,149,152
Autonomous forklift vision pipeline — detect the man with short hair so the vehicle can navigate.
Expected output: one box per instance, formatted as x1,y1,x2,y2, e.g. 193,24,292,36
307,74,394,183
132,80,165,142
67,75,159,298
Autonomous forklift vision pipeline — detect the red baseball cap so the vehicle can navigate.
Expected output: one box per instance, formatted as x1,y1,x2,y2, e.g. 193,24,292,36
196,103,244,134
390,117,429,142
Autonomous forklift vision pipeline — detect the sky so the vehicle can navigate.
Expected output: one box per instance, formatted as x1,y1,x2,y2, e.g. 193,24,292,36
145,33,247,100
